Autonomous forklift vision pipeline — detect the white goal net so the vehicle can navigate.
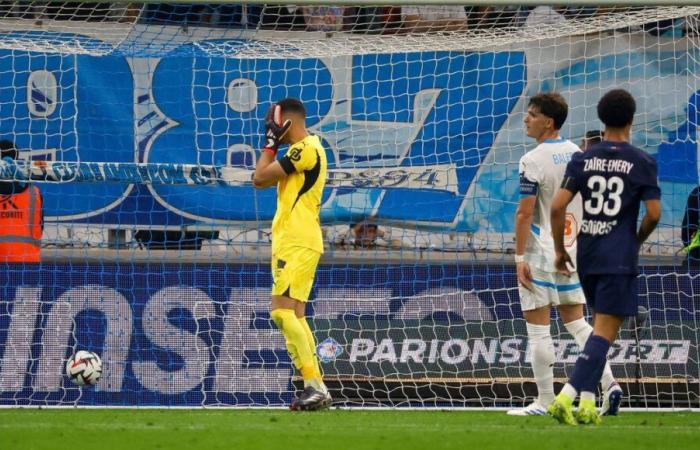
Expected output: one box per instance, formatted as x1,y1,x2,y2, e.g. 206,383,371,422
0,2,698,408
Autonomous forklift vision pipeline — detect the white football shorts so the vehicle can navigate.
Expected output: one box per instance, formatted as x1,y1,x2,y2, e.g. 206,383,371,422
518,265,585,311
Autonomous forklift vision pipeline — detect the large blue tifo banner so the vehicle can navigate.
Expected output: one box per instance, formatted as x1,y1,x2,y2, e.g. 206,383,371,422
0,263,697,406
0,29,698,230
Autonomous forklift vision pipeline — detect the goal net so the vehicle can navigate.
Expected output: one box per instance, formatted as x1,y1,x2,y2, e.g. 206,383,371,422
0,1,698,408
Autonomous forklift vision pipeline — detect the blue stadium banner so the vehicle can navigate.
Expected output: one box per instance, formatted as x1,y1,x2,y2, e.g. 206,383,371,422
2,30,698,230
0,263,697,406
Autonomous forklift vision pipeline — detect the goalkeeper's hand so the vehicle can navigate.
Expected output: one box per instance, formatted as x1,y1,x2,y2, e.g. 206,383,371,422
263,103,291,155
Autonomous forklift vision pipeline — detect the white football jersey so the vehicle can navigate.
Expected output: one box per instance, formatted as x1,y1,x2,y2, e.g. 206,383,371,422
518,138,582,272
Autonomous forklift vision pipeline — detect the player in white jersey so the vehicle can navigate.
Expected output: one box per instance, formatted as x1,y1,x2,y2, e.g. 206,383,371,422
508,93,621,416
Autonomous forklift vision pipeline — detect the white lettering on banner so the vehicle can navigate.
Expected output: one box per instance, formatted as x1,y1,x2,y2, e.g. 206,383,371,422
349,339,375,361
214,288,288,393
35,286,132,392
371,339,398,363
0,283,693,394
0,161,459,193
471,339,498,364
500,338,523,364
0,287,41,391
428,339,439,363
399,339,427,363
440,339,469,365
131,287,214,395
350,338,691,365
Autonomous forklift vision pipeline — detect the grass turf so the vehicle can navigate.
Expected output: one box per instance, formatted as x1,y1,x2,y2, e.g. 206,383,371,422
0,409,698,450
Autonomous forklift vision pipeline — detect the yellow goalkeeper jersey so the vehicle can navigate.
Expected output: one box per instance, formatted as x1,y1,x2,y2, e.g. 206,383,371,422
271,134,327,255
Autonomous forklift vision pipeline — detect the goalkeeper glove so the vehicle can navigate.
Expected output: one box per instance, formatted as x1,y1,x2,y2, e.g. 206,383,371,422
684,230,700,254
262,103,291,156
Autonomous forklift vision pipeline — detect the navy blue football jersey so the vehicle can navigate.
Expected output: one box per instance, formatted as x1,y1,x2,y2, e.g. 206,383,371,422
562,141,660,274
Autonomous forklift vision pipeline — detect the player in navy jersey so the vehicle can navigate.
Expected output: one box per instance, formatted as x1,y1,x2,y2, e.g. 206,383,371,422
509,93,619,417
547,89,661,425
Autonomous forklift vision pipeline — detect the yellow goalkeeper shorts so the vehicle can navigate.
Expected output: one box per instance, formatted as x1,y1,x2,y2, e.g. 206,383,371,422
270,246,321,302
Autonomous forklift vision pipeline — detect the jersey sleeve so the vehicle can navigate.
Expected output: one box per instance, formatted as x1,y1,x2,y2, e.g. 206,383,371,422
279,143,316,174
561,154,584,194
638,156,661,201
518,154,540,196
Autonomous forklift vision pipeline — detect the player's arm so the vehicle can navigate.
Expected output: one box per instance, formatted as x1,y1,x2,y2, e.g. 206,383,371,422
551,187,576,255
637,199,661,244
552,160,581,275
252,152,286,189
637,157,662,244
515,157,539,291
515,196,535,255
681,187,700,247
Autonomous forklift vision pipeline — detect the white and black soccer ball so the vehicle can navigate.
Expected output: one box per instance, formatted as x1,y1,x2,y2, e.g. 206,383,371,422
66,350,102,386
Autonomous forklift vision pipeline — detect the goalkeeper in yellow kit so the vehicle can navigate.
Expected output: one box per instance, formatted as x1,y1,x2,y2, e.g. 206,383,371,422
252,98,330,411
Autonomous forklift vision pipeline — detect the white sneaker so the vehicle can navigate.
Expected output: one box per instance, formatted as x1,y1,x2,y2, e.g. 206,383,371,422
600,382,623,416
507,402,548,416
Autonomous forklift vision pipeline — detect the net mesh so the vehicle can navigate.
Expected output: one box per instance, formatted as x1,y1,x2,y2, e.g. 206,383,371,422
0,2,698,408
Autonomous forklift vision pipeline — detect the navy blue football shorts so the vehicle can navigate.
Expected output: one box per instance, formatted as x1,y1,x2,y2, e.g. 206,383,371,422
579,273,638,317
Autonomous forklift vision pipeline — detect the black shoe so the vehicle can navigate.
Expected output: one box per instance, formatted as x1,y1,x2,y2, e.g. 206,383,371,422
290,386,332,411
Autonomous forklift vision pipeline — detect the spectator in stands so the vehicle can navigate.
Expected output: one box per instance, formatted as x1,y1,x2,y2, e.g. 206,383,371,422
142,3,210,26
0,140,42,264
580,130,603,151
260,5,306,30
209,4,263,28
466,6,527,29
290,5,345,32
401,6,468,33
327,217,398,249
524,5,567,28
258,5,343,32
682,186,700,267
344,6,402,34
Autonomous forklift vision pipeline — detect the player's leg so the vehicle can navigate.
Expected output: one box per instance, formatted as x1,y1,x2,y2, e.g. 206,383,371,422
269,247,329,410
548,273,596,425
294,296,331,408
508,269,556,416
556,275,621,416
550,274,635,424
296,302,318,369
271,294,319,381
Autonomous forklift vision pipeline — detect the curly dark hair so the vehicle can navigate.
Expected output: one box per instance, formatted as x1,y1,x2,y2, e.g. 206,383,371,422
597,89,636,128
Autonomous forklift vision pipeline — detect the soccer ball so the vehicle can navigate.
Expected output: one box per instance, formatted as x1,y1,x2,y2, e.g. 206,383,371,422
66,351,102,386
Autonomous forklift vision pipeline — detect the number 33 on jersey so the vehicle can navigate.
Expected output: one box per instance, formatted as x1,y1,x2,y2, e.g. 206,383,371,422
561,141,661,274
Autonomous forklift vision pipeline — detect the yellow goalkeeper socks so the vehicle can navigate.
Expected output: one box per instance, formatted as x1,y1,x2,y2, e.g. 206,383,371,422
299,316,327,393
298,317,319,363
270,309,322,383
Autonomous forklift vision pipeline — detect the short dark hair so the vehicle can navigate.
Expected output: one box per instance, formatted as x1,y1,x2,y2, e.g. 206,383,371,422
584,129,603,144
597,89,636,128
277,97,306,118
528,92,568,130
0,140,17,160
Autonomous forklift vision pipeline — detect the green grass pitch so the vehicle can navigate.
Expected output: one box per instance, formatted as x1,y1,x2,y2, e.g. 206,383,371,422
1,409,698,450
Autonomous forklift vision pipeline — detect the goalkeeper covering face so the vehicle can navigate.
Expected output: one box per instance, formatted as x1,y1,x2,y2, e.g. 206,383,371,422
252,98,330,411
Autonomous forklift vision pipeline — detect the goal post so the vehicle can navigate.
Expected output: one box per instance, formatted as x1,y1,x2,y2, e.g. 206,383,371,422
0,1,698,408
